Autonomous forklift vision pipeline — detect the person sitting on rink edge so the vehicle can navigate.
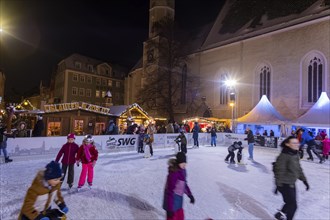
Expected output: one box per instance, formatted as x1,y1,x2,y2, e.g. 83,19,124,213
19,161,68,220
225,141,243,164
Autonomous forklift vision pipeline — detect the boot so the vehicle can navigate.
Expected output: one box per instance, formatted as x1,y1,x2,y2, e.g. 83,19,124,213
307,157,313,161
5,157,13,163
274,211,287,220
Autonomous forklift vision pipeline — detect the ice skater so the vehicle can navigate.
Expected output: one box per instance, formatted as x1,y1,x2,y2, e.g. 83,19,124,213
163,152,195,220
244,127,255,160
76,135,98,191
174,131,187,154
19,161,68,220
273,136,309,220
300,128,324,163
225,141,243,164
55,133,79,190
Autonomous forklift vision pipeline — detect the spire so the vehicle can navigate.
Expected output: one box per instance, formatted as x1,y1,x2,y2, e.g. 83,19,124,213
149,0,175,38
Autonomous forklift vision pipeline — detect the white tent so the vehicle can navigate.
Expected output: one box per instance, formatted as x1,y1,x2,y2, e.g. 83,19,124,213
294,92,330,127
237,95,288,125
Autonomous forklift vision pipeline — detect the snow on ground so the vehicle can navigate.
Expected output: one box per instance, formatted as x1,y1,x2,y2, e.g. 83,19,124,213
1,145,329,220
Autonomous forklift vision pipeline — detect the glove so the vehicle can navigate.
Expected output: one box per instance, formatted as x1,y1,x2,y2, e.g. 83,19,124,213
36,214,50,220
274,187,278,195
166,211,174,218
303,181,310,191
188,195,195,204
58,203,69,213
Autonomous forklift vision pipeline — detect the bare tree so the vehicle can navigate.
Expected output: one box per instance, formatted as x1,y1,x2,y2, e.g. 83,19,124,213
137,17,199,121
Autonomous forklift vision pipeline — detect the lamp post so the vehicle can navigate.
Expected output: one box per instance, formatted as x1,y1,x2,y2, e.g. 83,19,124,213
225,79,237,133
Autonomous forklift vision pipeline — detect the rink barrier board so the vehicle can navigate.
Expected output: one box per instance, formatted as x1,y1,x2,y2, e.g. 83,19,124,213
6,133,282,157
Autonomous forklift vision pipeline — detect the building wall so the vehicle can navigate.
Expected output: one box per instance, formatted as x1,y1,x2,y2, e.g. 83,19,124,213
189,18,330,120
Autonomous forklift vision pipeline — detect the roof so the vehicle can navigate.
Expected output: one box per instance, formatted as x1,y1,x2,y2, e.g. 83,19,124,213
202,0,330,50
293,92,330,127
237,95,288,125
109,103,151,118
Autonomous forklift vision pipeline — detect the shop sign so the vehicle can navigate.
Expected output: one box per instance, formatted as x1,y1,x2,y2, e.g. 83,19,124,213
44,102,111,115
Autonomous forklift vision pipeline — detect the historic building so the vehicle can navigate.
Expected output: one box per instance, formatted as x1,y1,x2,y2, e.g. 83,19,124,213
54,53,127,106
125,0,330,122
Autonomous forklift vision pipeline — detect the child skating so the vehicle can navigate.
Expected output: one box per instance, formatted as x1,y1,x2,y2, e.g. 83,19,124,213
55,133,79,191
76,134,98,191
225,141,244,164
19,161,68,220
163,152,195,220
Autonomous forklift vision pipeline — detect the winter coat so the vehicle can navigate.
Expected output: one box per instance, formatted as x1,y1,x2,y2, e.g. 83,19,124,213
175,134,187,145
300,130,314,145
76,144,98,164
19,171,65,220
192,124,200,138
166,123,174,133
322,138,330,155
32,120,45,137
210,128,217,137
55,142,79,165
244,130,255,144
163,159,192,213
228,142,243,152
273,147,307,187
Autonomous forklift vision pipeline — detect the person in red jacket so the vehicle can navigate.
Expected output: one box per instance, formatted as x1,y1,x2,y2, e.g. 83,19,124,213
76,134,98,190
322,135,330,160
55,133,79,190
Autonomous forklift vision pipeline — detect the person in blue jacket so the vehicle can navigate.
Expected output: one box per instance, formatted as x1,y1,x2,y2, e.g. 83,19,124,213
300,127,324,163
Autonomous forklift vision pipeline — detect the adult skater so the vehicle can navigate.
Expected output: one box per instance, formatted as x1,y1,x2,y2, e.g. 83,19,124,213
300,128,324,163
210,126,217,147
163,152,195,220
192,122,200,148
0,124,13,163
225,141,243,164
32,114,45,137
244,127,255,160
273,136,309,220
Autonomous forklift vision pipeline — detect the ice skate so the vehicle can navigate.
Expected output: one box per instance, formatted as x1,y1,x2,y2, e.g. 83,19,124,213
77,187,82,192
88,184,92,190
307,157,313,161
274,211,287,220
5,157,13,163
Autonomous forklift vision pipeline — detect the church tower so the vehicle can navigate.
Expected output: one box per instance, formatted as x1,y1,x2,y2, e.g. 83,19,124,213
149,0,175,38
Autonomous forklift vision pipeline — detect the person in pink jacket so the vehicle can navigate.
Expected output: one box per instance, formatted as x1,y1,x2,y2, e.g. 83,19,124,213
55,133,79,190
322,135,330,160
76,134,98,191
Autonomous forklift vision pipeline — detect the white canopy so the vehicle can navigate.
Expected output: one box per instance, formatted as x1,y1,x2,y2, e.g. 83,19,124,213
293,92,330,127
237,95,288,125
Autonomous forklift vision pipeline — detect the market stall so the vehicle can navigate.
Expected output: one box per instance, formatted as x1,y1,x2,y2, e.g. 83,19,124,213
182,117,230,132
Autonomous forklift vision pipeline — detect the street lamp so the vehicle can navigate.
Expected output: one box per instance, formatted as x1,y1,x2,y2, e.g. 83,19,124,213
225,79,237,133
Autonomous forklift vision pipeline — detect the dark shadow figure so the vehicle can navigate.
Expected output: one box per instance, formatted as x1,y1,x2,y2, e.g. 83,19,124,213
251,161,269,174
217,182,273,219
68,188,164,220
226,163,248,173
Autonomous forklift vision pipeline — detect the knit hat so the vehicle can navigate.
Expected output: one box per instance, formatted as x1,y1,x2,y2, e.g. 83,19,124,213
44,161,62,180
67,133,75,139
176,152,186,164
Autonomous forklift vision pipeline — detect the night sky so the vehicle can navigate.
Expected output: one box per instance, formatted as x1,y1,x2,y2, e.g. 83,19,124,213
0,0,224,101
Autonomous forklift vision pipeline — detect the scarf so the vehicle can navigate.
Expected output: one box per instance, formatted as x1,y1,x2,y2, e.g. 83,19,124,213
84,144,92,162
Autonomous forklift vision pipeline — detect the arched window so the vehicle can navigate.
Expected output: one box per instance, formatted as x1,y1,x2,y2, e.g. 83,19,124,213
180,64,187,104
219,74,228,105
307,57,323,102
259,65,271,99
301,51,327,107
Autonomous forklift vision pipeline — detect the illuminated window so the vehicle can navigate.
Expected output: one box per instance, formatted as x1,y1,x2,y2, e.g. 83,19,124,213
96,90,100,98
102,91,106,98
219,74,228,105
108,80,113,87
74,120,84,135
47,119,61,136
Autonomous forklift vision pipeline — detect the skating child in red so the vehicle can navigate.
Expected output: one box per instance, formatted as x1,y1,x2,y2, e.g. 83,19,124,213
76,135,98,191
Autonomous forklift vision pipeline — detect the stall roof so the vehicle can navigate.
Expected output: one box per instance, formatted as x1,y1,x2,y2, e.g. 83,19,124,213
109,103,151,118
183,117,227,123
293,92,330,127
237,95,288,125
